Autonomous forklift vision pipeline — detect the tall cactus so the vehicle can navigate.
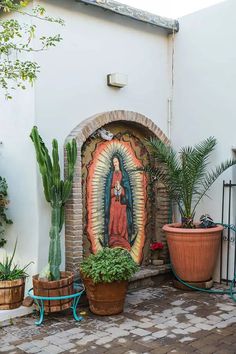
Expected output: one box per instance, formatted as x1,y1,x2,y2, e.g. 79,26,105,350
30,126,77,281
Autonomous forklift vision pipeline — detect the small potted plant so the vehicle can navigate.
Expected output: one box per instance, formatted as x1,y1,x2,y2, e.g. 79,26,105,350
147,136,236,283
80,247,139,315
0,242,32,309
30,126,77,313
150,241,164,265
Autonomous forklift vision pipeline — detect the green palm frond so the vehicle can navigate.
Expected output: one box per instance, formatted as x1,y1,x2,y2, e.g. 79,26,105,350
192,159,236,214
179,137,217,216
146,136,236,227
147,138,180,170
140,165,182,208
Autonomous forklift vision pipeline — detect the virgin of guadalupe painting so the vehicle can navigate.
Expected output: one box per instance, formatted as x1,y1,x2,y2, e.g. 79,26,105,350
86,139,147,264
104,154,135,251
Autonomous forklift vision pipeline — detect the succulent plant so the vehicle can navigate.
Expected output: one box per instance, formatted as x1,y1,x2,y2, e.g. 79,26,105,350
30,126,77,280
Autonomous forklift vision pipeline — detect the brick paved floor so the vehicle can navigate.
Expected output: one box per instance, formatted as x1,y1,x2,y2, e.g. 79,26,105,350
1,281,236,354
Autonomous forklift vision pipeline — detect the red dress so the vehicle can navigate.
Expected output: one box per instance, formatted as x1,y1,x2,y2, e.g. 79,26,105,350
108,170,131,251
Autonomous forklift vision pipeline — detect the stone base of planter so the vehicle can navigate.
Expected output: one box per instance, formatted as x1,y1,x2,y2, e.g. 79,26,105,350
0,306,33,324
128,264,171,290
173,278,214,291
152,259,164,266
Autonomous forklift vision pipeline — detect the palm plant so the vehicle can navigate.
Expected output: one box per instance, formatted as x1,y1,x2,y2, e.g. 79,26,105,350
146,136,236,228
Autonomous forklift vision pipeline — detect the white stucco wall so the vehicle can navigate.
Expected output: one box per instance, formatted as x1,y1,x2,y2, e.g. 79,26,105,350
0,10,39,290
173,0,236,279
2,0,235,288
1,0,172,284
33,0,172,272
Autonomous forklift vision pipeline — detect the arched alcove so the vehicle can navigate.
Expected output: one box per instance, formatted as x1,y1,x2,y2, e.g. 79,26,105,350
64,110,170,273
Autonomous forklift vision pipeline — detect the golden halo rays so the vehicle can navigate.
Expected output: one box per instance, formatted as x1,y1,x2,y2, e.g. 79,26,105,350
87,139,147,263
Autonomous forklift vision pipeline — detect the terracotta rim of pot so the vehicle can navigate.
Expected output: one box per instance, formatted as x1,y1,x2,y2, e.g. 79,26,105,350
163,223,224,234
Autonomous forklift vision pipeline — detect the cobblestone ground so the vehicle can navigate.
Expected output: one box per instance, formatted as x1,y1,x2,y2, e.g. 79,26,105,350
1,282,236,354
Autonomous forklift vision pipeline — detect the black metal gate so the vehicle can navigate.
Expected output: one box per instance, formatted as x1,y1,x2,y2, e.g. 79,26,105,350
220,180,236,284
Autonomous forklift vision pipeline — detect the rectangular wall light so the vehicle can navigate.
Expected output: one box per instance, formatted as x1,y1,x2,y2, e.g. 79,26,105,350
107,73,128,88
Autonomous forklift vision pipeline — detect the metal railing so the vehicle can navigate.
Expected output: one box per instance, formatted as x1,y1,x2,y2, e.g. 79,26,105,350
220,180,236,284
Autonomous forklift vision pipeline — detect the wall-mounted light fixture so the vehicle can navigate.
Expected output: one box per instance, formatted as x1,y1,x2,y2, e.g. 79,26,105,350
107,73,128,88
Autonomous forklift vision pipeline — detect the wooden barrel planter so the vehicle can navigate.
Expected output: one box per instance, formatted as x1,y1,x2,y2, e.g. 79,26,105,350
0,278,25,310
32,271,74,313
82,275,128,316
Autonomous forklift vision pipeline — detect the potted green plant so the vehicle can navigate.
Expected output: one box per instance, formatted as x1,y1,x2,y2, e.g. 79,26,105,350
147,136,236,283
0,242,32,309
80,247,138,315
0,176,13,248
30,126,77,313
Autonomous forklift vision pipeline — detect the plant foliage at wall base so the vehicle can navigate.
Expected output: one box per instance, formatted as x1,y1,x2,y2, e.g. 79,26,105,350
0,176,12,247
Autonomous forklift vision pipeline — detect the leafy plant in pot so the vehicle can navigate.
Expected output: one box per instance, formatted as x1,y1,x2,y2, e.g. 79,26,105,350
30,126,77,313
147,136,236,283
0,242,32,309
80,248,138,315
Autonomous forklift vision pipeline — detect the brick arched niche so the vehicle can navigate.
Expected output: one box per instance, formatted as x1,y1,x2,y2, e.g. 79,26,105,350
64,110,170,273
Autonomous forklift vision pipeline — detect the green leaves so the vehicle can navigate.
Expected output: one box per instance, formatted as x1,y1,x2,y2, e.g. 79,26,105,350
0,176,12,247
146,138,183,214
80,248,139,284
147,136,236,228
0,241,32,280
0,1,63,99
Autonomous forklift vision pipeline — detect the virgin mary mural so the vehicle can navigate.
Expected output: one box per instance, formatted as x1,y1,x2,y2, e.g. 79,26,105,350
104,154,135,251
86,139,147,264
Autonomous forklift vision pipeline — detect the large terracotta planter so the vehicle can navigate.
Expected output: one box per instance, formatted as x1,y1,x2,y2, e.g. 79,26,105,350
0,278,25,310
32,271,74,313
82,275,128,315
163,223,223,282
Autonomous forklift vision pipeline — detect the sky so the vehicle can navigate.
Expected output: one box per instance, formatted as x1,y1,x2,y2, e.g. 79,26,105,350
120,0,226,18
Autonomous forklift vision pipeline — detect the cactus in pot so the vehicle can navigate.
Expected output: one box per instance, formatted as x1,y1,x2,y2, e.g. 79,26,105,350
30,126,77,281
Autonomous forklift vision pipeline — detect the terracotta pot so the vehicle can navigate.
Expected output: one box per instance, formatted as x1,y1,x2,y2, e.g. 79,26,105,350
82,275,128,315
32,271,74,313
163,223,223,282
0,278,25,310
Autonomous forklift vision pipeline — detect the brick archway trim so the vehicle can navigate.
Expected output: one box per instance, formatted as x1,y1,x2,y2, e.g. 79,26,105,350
64,110,169,273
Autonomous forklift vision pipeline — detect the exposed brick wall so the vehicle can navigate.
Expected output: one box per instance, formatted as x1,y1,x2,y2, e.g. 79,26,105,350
64,110,170,273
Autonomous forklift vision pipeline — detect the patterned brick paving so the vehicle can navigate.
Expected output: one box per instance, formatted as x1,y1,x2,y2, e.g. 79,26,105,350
1,282,236,353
